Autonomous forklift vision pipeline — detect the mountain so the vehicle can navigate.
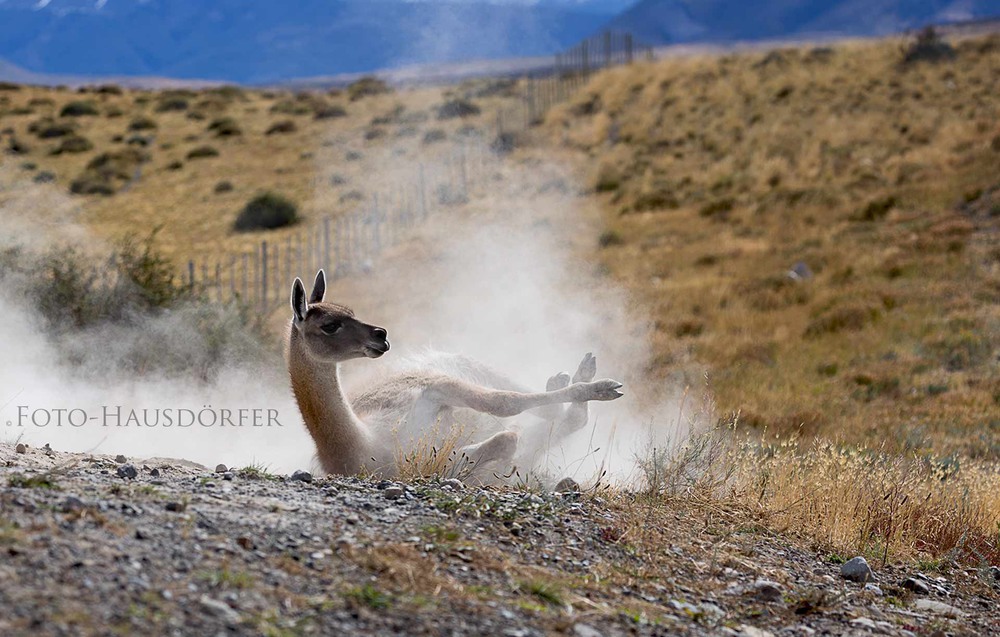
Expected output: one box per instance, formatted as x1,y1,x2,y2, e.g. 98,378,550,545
605,0,1000,45
0,0,621,84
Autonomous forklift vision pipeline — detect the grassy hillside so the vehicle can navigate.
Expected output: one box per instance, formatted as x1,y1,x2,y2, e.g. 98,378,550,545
543,33,999,460
0,77,509,262
2,30,1000,568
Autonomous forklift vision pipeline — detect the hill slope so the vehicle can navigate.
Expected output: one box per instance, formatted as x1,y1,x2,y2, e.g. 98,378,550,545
606,0,1000,44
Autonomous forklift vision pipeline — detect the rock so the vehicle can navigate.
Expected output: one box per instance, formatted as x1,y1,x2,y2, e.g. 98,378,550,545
215,464,228,473
149,468,160,478
222,471,234,481
572,624,602,637
913,598,964,617
442,478,464,491
199,595,242,624
787,261,813,281
290,470,312,483
863,583,883,596
902,577,930,595
114,454,127,464
991,566,1000,582
737,626,774,637
165,501,187,513
554,477,580,493
61,496,85,512
15,443,26,454
383,486,404,499
840,556,874,582
851,617,877,630
116,464,138,480
135,529,149,540
751,579,784,603
236,536,254,550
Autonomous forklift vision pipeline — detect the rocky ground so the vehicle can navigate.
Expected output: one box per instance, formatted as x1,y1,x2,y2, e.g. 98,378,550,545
1,442,998,636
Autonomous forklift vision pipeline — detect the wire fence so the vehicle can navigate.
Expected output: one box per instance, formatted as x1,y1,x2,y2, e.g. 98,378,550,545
183,30,654,315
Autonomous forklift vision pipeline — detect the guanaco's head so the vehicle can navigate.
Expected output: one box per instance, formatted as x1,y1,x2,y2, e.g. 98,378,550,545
290,270,390,363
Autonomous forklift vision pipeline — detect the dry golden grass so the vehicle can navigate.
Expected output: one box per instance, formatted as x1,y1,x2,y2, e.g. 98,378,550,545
543,33,999,459
0,80,517,263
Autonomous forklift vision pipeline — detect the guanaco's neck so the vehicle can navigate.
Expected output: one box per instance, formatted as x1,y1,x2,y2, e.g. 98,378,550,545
287,326,374,475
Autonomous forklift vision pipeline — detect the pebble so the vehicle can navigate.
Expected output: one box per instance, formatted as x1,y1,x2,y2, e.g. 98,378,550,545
215,464,228,473
116,464,138,480
15,443,26,454
738,626,775,637
236,536,254,550
840,556,874,582
149,468,160,478
114,454,127,464
222,472,234,481
442,478,464,491
912,599,964,617
850,617,876,630
199,595,242,624
572,624,603,637
383,486,404,499
61,496,85,512
751,579,784,603
290,470,313,483
863,583,883,596
901,577,930,595
165,501,187,513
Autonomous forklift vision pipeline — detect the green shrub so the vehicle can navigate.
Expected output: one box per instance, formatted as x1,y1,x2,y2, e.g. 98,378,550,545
186,145,220,159
314,104,347,120
59,100,100,117
234,192,299,231
51,135,94,155
128,116,158,131
902,27,955,65
436,98,481,120
347,76,391,101
422,129,446,144
70,148,149,196
154,95,189,112
265,120,297,135
207,117,242,137
29,118,76,139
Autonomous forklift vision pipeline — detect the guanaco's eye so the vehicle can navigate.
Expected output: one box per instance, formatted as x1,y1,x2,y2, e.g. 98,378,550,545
321,321,343,334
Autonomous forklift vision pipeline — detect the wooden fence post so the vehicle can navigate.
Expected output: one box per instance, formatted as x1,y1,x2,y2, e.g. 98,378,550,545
187,260,195,292
323,216,331,274
260,241,268,313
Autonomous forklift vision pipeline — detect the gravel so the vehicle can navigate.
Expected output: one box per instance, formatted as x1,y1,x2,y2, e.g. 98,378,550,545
1,442,996,636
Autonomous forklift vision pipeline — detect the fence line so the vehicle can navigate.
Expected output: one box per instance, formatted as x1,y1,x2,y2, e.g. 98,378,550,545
182,30,652,315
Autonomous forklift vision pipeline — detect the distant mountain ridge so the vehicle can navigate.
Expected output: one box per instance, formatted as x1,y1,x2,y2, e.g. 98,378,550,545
606,0,1000,45
0,0,619,83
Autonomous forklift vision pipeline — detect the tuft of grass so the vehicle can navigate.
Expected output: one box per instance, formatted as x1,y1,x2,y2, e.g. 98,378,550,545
51,134,93,155
186,145,220,160
519,580,564,607
8,473,60,490
344,584,392,610
347,76,391,101
207,116,242,137
265,120,297,135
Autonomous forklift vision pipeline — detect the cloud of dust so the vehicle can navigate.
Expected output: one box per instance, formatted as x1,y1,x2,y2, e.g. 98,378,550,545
0,165,316,473
329,141,701,487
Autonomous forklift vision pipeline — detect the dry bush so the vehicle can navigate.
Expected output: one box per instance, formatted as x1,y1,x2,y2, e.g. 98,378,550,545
347,76,391,101
70,148,149,195
265,120,297,135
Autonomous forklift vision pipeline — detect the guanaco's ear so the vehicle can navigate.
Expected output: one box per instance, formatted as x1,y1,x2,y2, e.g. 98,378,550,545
291,277,307,324
309,269,326,304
